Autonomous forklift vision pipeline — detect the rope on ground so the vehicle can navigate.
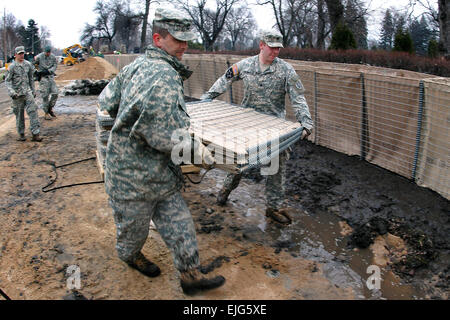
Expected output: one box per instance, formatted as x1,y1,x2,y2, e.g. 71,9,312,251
41,156,104,193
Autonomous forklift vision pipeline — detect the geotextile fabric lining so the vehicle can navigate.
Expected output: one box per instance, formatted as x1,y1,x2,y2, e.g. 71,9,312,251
417,78,450,199
364,75,421,179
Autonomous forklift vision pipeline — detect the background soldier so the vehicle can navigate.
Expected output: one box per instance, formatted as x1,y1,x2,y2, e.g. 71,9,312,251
98,8,225,295
5,46,42,142
201,30,313,225
35,46,59,120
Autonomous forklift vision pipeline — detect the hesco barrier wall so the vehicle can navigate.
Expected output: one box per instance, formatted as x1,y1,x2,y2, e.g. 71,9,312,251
104,54,449,200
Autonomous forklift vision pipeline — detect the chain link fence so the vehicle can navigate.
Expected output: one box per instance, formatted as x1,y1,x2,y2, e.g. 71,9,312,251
104,53,449,200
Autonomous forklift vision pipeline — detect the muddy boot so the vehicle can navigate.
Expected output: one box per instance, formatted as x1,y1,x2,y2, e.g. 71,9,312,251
31,134,43,142
180,268,225,295
17,134,26,141
127,252,161,278
44,113,52,120
49,110,57,118
266,208,292,225
216,189,230,206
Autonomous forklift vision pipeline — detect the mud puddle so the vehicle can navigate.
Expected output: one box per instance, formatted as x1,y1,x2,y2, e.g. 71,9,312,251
196,168,428,300
53,95,98,115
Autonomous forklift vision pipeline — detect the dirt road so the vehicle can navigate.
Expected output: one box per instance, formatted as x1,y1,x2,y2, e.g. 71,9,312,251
0,70,448,300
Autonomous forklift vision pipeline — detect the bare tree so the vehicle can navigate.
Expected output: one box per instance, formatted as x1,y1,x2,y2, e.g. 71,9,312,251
81,0,118,50
407,0,447,56
256,0,305,47
316,0,329,49
224,6,256,50
113,1,143,52
408,0,439,30
138,0,159,52
40,25,51,49
344,0,368,49
1,12,23,61
325,0,344,34
258,0,342,48
174,0,242,51
289,1,316,48
438,0,449,55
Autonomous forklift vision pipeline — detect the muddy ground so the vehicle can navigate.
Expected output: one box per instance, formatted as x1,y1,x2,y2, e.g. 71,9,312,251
0,69,448,300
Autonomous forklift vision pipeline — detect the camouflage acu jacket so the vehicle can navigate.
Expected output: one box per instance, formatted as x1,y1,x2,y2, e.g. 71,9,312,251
98,46,193,201
35,53,57,74
201,55,313,130
5,60,36,97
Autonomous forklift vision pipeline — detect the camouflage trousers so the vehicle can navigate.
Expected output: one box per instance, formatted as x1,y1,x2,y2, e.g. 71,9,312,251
222,152,287,210
39,77,58,113
109,191,200,272
11,92,40,136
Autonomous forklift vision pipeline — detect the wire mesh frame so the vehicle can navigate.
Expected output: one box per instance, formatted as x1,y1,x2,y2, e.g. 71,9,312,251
186,100,303,173
412,81,425,181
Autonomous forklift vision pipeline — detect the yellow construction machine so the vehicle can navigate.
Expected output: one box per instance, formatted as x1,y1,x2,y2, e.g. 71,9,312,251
62,44,88,66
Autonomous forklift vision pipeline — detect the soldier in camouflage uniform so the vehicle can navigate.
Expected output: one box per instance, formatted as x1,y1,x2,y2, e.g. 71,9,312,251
201,30,313,225
98,7,225,295
5,46,42,142
35,46,59,120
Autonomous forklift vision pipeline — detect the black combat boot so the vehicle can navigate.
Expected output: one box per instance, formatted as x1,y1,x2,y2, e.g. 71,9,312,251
265,208,292,225
216,189,230,206
49,109,57,117
31,134,43,142
127,252,161,278
180,268,225,295
17,134,26,141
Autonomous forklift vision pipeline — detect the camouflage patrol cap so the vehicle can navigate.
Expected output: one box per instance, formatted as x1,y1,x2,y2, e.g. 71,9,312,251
15,46,25,54
260,30,284,48
153,7,196,41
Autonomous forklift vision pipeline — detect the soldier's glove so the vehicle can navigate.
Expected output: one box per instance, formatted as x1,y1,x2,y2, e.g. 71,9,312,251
12,93,25,100
301,128,311,140
199,93,212,102
35,71,42,81
193,138,215,170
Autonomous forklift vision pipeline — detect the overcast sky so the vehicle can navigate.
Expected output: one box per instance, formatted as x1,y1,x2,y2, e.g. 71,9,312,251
0,0,432,49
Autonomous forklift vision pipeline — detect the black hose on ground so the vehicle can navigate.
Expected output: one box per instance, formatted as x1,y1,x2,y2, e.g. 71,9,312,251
41,157,211,191
41,157,104,193
0,288,11,300
184,168,212,185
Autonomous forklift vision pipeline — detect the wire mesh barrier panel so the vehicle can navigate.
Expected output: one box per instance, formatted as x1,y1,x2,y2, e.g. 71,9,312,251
364,75,421,179
103,54,449,200
416,78,450,199
186,100,303,173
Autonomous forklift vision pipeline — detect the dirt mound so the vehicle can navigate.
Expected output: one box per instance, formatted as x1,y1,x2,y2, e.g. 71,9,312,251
56,57,118,81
